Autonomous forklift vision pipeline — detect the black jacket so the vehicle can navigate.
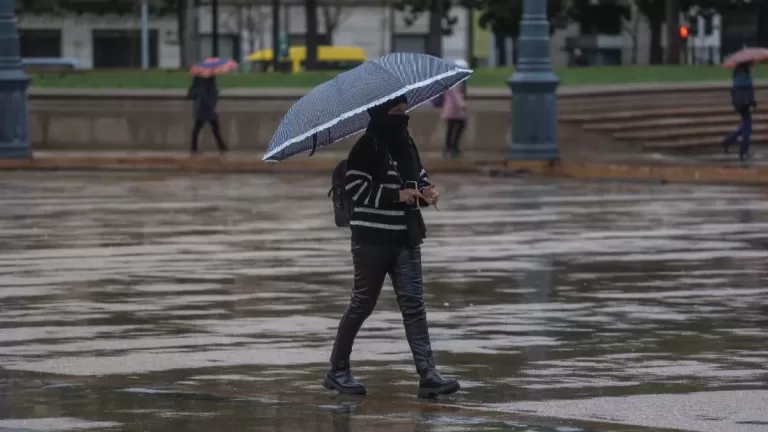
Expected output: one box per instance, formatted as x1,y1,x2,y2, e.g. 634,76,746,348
344,133,431,247
187,77,219,122
731,64,756,110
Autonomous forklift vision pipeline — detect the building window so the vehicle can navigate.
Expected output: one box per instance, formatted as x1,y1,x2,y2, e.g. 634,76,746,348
576,3,624,35
199,35,241,61
92,30,158,68
19,29,62,58
287,34,331,47
392,34,427,53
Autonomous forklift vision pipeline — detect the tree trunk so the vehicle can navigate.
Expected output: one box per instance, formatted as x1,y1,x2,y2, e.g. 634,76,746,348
494,32,506,66
426,0,442,56
177,0,187,67
211,0,219,57
649,20,663,65
272,0,280,71
321,6,340,45
665,0,680,64
305,0,319,69
184,0,199,66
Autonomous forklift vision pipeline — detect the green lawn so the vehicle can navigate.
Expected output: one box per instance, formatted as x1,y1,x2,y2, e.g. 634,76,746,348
29,65,768,89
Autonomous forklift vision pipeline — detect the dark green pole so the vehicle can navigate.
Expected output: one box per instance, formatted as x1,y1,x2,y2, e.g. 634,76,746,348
0,0,32,159
507,0,559,160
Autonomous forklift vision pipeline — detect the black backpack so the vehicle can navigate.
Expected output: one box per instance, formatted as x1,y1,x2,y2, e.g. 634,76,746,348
328,159,353,228
431,93,444,108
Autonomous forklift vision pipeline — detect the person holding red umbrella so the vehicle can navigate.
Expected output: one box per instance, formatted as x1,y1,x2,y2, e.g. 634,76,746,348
187,57,237,154
723,61,756,161
722,48,767,161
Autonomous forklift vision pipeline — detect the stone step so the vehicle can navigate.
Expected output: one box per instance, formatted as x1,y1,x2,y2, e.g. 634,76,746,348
615,123,768,140
558,92,768,114
561,106,738,123
642,133,768,149
582,114,764,132
558,92,732,109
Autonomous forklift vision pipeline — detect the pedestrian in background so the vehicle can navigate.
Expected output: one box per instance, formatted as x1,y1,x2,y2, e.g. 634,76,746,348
723,61,756,161
442,59,469,159
187,76,228,155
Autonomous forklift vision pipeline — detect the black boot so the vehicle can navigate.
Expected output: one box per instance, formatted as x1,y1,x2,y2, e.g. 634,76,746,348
722,138,733,154
417,369,460,399
323,365,366,395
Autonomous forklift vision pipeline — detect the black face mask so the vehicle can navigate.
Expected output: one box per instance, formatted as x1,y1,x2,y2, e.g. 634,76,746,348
377,113,409,139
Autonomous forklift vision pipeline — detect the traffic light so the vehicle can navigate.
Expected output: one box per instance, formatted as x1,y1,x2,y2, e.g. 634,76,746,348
679,25,690,40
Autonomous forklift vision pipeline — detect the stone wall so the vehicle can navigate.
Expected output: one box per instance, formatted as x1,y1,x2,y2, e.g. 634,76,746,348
27,89,512,154
27,82,760,156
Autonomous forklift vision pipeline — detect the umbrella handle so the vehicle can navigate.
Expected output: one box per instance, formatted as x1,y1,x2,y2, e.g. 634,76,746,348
309,133,318,157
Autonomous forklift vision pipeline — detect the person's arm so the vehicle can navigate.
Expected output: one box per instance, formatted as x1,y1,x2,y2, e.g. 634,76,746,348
345,137,400,209
453,86,467,110
412,143,434,208
187,78,200,100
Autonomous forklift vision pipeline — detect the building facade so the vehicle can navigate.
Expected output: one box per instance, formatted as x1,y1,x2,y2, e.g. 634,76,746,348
18,4,740,70
17,3,472,69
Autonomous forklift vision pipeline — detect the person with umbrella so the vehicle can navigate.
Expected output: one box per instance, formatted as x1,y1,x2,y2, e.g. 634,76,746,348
723,61,756,160
187,57,237,154
442,59,469,159
324,94,460,399
261,53,471,398
722,48,766,160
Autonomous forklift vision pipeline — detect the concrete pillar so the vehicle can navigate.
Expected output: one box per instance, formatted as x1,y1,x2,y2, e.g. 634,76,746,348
507,0,559,161
0,0,32,159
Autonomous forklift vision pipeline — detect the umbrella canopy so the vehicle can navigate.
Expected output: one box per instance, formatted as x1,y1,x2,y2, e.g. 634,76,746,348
190,57,238,77
722,47,768,68
262,52,473,162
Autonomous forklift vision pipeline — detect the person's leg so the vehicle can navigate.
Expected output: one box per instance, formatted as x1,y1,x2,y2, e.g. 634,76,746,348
208,117,228,153
388,246,459,398
453,120,466,156
444,120,457,157
723,106,744,153
191,119,204,154
739,108,752,160
325,243,391,395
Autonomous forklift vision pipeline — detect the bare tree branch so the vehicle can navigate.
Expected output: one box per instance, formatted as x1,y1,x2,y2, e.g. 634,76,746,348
322,0,354,41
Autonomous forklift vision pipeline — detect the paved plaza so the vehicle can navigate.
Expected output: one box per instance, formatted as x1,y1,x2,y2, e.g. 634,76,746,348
1,172,767,431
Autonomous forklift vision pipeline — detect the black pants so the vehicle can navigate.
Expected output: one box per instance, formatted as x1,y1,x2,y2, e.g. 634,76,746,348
445,119,466,155
330,243,435,374
191,118,227,153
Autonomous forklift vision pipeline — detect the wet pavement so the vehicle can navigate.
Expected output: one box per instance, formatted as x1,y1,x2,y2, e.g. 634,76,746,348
1,172,767,432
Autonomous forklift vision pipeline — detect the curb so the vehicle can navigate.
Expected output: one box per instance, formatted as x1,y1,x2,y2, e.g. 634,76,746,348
0,156,482,174
488,161,768,186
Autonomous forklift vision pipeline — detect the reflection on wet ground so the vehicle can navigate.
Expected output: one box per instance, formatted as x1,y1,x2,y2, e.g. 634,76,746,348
0,172,767,432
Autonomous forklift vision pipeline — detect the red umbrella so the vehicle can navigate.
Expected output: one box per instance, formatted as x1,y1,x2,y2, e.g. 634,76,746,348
190,57,238,77
722,47,768,69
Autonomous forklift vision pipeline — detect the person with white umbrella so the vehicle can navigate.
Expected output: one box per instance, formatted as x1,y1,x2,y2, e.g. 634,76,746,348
261,53,471,398
324,94,460,399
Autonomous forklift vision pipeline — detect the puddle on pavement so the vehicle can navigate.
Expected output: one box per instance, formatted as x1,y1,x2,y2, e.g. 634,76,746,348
0,172,766,431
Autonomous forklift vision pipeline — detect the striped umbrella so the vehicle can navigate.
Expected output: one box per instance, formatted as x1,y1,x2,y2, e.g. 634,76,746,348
190,57,238,77
262,52,473,162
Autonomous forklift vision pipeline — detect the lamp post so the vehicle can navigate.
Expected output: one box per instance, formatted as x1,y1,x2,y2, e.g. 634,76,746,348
0,0,31,159
507,0,559,161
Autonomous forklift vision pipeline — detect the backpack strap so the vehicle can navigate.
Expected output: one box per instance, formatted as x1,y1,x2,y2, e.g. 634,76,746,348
309,133,318,157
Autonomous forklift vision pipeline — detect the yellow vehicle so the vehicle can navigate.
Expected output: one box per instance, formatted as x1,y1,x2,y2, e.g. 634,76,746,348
248,45,367,73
